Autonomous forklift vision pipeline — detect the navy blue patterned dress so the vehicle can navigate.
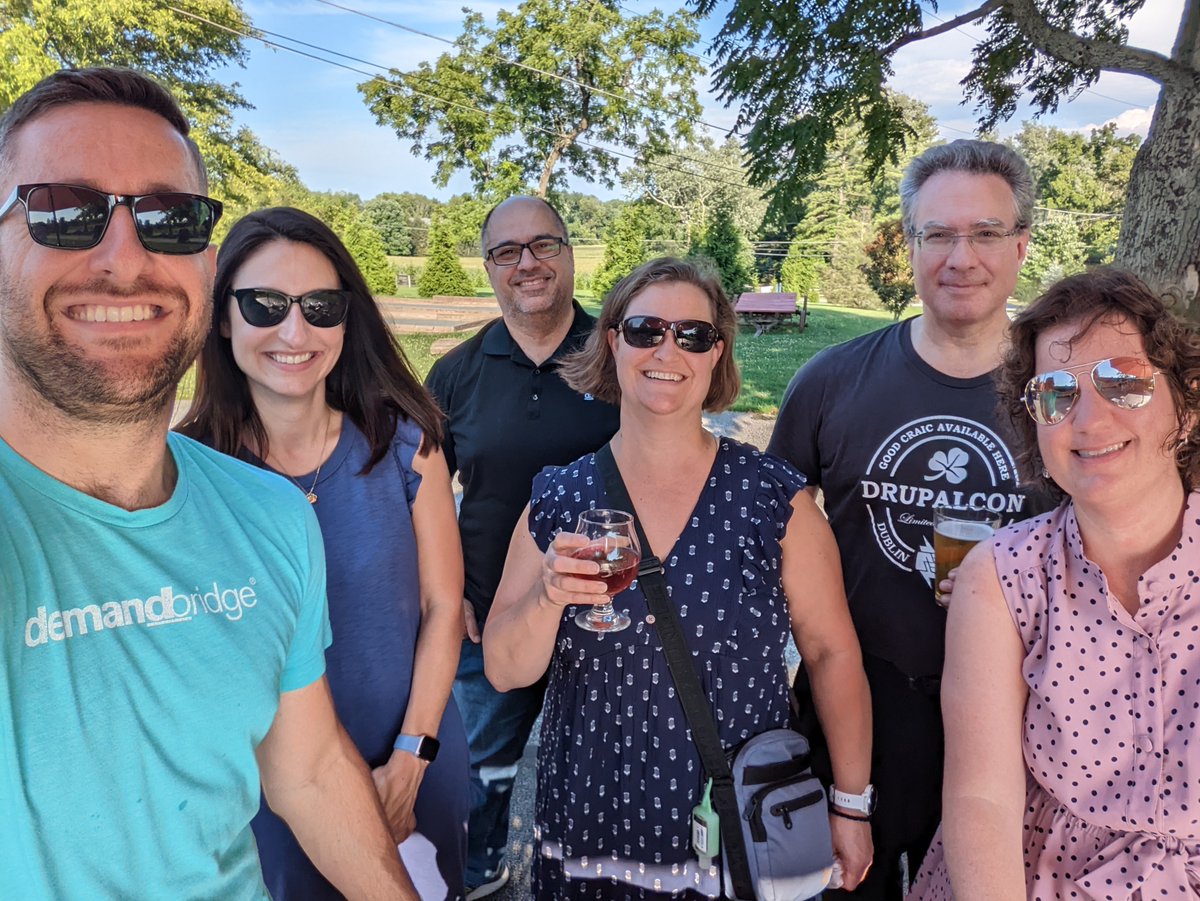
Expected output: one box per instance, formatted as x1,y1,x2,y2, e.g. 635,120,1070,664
527,438,806,899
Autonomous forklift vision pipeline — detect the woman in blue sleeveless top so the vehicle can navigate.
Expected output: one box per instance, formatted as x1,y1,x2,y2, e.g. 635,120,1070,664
178,207,469,899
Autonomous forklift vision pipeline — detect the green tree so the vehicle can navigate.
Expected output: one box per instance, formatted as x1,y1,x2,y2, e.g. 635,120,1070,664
697,0,1200,312
593,203,651,300
622,135,768,247
361,0,703,197
441,195,492,256
1017,214,1089,302
300,192,395,295
696,203,755,298
363,193,440,256
862,219,916,319
1013,123,1137,265
0,0,292,205
779,236,824,305
552,192,623,243
418,221,475,298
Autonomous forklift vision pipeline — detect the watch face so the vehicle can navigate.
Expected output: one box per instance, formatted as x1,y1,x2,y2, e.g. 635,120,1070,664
416,736,440,762
396,734,441,762
863,785,877,815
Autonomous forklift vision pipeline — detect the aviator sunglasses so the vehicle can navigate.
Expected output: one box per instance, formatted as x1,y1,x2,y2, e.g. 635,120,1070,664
1023,356,1159,426
0,183,222,255
615,315,720,353
231,288,351,329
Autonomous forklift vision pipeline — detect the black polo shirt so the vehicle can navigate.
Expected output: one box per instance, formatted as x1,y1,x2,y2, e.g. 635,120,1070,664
425,301,621,622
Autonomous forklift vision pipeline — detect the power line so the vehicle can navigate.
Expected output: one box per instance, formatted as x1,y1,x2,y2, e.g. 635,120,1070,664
308,0,738,139
162,2,757,192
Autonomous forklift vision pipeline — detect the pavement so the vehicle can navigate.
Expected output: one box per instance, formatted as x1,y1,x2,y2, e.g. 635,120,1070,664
486,411,782,900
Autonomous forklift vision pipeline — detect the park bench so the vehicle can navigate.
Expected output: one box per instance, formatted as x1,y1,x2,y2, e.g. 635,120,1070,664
735,292,809,336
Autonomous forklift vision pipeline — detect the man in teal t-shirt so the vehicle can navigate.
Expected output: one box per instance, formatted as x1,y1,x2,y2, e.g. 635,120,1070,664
0,69,417,899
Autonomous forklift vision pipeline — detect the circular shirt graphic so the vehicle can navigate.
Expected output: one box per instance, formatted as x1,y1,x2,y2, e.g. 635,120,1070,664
860,415,1027,585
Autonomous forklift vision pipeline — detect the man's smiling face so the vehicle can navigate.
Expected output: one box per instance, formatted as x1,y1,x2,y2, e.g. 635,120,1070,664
0,101,214,424
482,197,574,321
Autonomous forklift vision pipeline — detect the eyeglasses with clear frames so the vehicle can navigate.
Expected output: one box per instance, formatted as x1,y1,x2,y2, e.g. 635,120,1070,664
485,237,567,267
913,227,1022,256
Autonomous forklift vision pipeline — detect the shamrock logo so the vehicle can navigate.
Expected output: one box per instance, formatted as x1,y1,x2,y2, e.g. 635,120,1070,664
925,448,968,483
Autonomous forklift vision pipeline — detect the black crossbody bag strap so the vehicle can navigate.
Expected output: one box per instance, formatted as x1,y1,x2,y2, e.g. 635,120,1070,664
595,443,756,900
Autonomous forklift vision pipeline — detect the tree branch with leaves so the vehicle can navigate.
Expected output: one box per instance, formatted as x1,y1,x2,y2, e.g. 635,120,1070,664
360,0,703,199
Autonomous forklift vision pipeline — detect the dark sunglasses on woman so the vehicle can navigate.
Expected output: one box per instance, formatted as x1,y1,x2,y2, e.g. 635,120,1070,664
0,183,222,255
1023,356,1158,426
615,315,720,353
231,288,352,328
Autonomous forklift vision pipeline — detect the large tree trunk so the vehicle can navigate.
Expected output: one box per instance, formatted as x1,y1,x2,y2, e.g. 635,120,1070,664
1114,83,1200,316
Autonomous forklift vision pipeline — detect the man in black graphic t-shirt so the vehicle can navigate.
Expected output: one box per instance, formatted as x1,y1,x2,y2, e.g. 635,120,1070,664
768,141,1050,901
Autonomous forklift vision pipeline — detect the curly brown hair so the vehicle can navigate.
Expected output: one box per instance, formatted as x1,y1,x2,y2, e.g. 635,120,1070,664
558,257,741,412
998,267,1200,503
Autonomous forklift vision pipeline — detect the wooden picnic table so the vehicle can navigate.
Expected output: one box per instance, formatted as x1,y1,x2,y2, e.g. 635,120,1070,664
735,292,809,336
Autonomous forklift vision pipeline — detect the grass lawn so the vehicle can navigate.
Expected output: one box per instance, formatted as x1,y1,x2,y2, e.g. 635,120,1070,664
175,302,912,415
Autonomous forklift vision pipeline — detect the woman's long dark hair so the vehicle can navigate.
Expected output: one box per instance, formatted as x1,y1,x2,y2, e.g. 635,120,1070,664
177,206,442,472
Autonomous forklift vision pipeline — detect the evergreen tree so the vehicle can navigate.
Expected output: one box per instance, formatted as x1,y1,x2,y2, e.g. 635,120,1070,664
594,204,650,300
779,233,824,304
696,204,754,298
418,224,475,298
336,214,396,296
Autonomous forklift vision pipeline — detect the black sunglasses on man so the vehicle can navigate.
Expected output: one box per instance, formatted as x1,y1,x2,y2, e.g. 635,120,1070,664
0,182,222,255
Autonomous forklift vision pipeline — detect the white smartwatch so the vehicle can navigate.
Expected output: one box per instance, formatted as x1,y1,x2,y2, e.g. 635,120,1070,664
831,784,877,816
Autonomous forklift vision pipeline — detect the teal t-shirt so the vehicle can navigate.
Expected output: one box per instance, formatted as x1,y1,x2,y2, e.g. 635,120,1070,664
0,432,332,900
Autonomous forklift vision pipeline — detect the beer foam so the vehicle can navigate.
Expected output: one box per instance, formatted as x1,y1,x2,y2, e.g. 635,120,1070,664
935,519,995,542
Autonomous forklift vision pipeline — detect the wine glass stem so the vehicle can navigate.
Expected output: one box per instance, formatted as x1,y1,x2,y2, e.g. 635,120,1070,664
590,599,616,619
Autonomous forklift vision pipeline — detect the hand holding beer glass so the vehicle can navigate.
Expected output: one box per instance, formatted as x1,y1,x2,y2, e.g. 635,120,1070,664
933,505,1001,607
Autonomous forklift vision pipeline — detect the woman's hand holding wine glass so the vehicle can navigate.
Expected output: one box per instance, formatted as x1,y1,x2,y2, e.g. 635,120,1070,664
539,510,641,633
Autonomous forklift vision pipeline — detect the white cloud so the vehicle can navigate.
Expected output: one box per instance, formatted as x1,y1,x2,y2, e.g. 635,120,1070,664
1080,105,1156,137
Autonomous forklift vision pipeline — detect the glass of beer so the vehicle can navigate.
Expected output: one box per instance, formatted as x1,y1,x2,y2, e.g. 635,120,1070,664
572,509,641,633
933,505,1001,607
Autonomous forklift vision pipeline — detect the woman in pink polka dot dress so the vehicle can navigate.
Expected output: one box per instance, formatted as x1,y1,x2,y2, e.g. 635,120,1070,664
912,269,1200,900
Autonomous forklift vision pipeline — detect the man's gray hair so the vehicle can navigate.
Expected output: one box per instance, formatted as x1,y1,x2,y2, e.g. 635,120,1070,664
0,67,206,189
899,139,1033,237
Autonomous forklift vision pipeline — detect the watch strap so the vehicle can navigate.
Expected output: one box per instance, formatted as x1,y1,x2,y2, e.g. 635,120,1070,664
393,733,439,762
831,786,873,813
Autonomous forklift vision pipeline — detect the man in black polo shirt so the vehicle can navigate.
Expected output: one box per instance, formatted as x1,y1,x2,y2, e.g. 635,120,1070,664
425,196,620,899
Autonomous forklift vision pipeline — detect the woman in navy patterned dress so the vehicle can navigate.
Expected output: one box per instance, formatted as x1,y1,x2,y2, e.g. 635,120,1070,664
484,258,874,898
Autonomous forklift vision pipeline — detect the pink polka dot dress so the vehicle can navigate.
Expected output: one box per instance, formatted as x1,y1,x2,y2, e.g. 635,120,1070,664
912,496,1200,899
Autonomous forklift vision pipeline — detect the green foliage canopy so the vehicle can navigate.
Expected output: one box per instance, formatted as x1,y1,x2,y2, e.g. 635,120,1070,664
364,193,441,256
360,0,704,198
696,0,1200,309
0,0,292,205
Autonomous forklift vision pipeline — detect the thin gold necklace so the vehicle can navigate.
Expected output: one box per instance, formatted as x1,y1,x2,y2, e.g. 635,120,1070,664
279,412,334,504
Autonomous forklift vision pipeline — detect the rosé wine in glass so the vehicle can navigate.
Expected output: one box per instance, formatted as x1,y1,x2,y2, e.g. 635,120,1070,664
573,509,640,632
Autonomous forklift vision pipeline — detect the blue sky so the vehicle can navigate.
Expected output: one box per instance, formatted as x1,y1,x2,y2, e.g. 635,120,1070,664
217,0,1183,201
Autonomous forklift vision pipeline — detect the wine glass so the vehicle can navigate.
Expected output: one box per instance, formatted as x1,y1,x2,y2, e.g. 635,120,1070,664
571,509,641,633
